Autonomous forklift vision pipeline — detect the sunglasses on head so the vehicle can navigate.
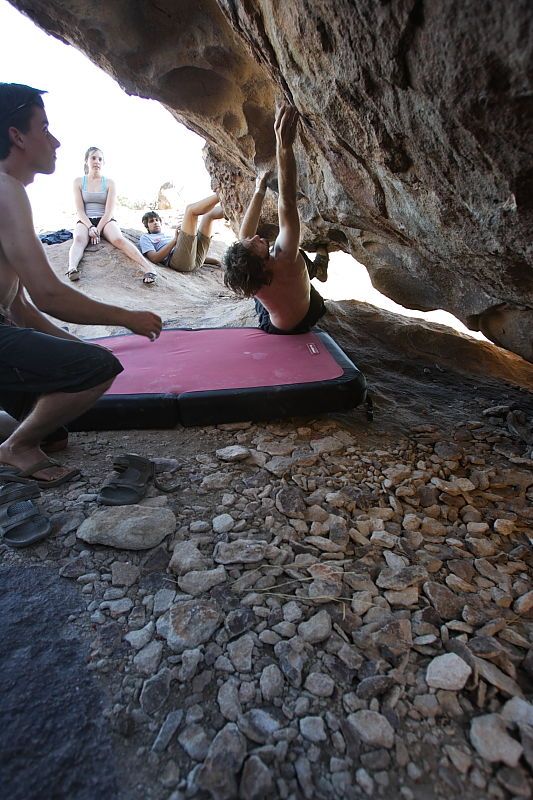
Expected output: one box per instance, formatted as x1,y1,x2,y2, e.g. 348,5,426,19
0,97,41,124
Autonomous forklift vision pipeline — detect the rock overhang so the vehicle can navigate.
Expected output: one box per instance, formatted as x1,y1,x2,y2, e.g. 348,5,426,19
9,0,533,361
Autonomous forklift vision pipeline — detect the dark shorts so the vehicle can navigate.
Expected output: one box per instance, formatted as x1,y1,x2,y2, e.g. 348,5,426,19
254,284,327,335
77,217,117,229
0,320,123,421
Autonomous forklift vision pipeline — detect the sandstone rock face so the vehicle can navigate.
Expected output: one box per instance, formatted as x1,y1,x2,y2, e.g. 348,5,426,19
12,0,533,360
40,238,533,437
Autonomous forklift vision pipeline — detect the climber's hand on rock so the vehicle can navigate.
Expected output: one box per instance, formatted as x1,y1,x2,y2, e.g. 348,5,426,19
275,104,299,149
255,169,272,193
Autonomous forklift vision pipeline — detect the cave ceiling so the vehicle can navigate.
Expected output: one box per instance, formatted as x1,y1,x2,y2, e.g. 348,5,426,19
10,0,533,361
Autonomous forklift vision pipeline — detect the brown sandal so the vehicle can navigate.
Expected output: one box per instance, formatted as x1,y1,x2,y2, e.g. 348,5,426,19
97,454,179,505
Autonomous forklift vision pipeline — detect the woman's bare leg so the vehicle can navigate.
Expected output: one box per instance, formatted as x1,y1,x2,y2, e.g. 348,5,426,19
102,221,156,278
68,222,89,275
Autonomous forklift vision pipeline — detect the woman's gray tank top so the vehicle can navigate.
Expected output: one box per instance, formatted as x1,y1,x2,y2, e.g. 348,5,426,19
81,175,108,217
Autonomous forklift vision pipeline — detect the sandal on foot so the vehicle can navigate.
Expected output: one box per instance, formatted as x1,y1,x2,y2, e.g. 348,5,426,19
0,458,80,488
143,272,157,285
0,482,52,548
67,268,80,282
98,454,155,505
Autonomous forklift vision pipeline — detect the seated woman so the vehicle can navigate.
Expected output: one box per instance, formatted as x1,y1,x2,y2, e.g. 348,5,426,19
67,147,157,285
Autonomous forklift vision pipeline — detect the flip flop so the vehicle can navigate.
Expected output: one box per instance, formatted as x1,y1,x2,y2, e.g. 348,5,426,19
0,482,52,548
0,458,80,489
98,454,156,505
143,272,157,286
66,267,80,282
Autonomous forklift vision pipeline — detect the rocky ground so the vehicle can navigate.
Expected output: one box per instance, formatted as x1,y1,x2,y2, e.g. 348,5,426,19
1,242,532,799
1,402,532,800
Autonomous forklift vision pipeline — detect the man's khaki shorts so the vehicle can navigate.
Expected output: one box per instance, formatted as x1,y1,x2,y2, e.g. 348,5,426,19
169,230,210,273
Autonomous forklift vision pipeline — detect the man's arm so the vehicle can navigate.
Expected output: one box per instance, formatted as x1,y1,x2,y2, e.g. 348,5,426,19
239,171,269,239
0,179,161,339
141,233,177,264
273,105,300,261
9,285,81,341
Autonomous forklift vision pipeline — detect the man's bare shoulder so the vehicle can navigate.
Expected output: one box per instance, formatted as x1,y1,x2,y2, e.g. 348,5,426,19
0,171,25,196
0,173,30,214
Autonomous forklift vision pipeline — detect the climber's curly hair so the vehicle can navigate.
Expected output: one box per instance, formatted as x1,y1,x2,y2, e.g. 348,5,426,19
223,241,272,298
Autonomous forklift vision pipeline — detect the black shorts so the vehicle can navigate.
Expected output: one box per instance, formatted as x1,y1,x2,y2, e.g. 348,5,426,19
77,217,117,229
254,284,327,335
0,321,123,421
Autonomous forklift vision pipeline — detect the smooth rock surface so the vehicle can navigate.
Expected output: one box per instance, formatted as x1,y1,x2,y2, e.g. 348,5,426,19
77,506,176,550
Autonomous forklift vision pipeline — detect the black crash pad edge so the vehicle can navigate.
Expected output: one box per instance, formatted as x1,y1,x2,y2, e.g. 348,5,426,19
68,393,178,431
178,373,367,427
68,328,367,430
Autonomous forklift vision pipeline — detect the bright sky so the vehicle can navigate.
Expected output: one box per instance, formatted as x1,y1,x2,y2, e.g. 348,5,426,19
0,0,212,227
0,0,485,340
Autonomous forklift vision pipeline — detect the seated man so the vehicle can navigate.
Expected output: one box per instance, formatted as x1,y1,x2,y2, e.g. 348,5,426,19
139,195,223,272
0,82,161,486
223,104,328,334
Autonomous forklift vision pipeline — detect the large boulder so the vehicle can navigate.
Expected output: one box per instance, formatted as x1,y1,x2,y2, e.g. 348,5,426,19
43,238,533,436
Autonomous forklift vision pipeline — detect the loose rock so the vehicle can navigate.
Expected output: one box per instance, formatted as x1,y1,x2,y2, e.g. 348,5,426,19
347,710,395,749
167,600,221,653
77,506,176,549
470,714,523,767
426,653,472,691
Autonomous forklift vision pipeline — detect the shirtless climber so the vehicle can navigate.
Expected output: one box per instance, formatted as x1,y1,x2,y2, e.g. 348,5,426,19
223,104,329,334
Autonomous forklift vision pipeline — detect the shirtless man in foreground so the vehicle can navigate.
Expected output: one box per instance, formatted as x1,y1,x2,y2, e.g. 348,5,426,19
0,83,161,486
223,104,327,334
